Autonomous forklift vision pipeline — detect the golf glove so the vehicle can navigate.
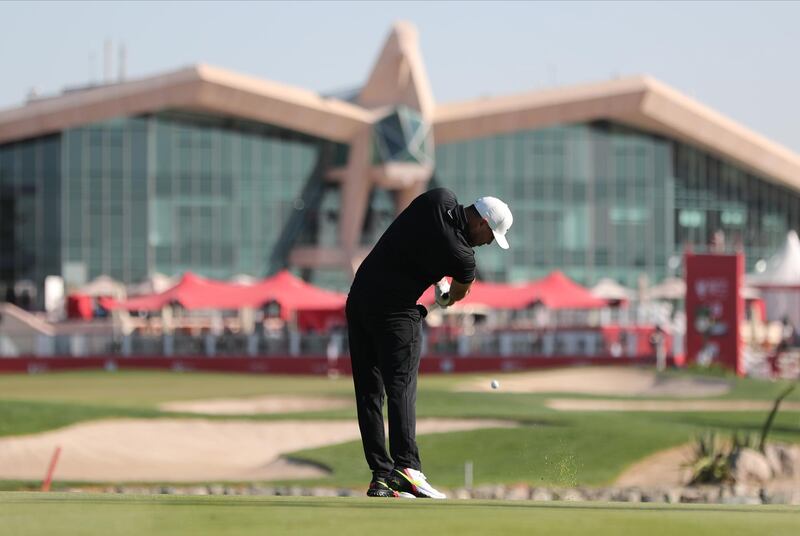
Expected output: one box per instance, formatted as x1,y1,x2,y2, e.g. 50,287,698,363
435,278,451,307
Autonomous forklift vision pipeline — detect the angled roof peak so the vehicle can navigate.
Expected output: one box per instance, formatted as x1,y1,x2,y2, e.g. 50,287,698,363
358,20,435,120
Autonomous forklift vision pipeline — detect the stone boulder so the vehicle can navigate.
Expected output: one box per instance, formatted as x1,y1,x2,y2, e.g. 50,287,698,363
731,448,772,484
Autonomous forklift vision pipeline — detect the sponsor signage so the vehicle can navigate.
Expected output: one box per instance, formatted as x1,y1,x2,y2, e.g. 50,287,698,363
685,252,744,375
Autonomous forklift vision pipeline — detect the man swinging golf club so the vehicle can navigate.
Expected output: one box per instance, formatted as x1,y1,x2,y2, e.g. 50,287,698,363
346,188,513,498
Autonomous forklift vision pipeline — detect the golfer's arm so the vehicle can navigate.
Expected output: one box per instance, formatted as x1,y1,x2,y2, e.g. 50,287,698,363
447,279,472,305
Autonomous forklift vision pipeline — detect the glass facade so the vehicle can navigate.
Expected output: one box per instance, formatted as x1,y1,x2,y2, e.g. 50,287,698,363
147,112,322,280
0,134,61,289
0,112,347,299
62,117,149,284
434,121,796,286
372,106,434,166
672,142,800,270
2,111,798,299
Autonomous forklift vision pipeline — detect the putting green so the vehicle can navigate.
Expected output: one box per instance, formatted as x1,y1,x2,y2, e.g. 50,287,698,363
2,493,798,536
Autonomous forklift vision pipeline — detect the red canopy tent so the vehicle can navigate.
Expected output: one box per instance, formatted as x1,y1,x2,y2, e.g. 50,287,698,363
418,271,605,310
104,271,346,319
250,271,347,329
419,279,527,309
522,271,606,309
104,272,254,311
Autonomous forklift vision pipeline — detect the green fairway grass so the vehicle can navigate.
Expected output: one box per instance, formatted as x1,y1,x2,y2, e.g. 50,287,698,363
0,370,798,491
0,371,354,406
2,493,798,536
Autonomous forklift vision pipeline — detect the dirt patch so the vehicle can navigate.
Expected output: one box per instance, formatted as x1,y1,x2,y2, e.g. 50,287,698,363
615,443,800,493
159,396,351,415
0,418,517,483
546,399,800,412
615,444,694,487
458,367,731,397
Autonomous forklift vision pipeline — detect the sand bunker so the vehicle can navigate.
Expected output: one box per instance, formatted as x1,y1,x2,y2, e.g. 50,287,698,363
547,398,800,412
458,367,731,397
0,418,517,483
159,396,351,415
615,444,694,487
615,443,800,492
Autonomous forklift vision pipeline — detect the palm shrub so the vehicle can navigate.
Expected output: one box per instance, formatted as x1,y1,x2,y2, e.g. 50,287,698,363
687,380,797,485
688,431,732,484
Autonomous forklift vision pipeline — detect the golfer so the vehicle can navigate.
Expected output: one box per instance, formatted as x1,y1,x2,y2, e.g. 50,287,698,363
346,188,513,498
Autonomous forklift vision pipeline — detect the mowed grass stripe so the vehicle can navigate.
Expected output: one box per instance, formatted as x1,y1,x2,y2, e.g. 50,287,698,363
1,493,798,536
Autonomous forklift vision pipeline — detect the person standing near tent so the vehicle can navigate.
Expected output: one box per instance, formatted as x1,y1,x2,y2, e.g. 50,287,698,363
346,188,513,498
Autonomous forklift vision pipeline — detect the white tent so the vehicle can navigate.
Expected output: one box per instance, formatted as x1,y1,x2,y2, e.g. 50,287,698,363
747,230,800,286
590,278,635,302
747,230,800,325
78,275,127,300
126,273,179,296
645,277,686,301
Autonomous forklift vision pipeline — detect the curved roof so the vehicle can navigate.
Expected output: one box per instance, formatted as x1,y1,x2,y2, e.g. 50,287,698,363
433,75,800,192
1,23,799,193
0,64,372,144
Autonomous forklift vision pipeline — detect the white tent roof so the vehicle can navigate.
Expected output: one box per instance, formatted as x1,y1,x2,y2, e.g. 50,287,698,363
590,278,635,301
646,277,686,301
127,273,179,296
748,230,800,286
78,275,127,299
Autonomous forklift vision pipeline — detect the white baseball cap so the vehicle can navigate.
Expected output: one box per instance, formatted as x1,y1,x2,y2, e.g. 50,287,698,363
474,196,513,249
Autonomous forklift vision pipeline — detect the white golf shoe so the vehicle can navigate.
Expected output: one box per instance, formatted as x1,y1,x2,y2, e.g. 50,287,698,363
387,467,447,499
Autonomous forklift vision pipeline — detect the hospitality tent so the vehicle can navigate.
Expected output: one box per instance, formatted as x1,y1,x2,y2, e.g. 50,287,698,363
104,272,253,311
747,230,800,325
419,271,605,310
253,271,346,318
523,271,607,309
78,275,127,300
126,273,179,296
591,278,635,305
419,279,527,309
103,270,346,318
645,277,686,301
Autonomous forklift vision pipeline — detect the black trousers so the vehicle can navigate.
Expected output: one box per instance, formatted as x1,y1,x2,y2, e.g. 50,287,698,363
346,296,426,479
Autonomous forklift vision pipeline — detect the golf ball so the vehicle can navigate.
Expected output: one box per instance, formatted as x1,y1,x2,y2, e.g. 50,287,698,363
490,379,499,390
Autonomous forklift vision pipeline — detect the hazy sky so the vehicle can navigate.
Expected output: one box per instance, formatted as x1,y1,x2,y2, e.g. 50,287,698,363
3,1,800,152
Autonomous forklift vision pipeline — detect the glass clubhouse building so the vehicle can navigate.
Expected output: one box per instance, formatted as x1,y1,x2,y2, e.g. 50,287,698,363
2,22,800,304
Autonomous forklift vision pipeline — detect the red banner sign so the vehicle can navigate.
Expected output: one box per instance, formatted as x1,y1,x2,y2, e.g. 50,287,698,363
685,252,744,375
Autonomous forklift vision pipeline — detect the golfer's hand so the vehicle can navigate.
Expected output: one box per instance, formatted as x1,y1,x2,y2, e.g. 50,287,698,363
435,278,451,307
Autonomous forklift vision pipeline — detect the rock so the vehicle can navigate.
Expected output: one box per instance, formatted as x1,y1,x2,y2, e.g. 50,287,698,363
783,445,800,477
590,488,614,502
472,485,505,500
310,487,338,497
764,445,784,477
452,488,473,500
640,488,666,503
726,482,762,504
731,448,772,484
207,484,225,495
717,485,734,502
679,487,705,503
665,488,682,504
556,489,585,502
722,494,762,505
530,488,554,501
759,489,786,504
505,485,530,500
